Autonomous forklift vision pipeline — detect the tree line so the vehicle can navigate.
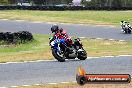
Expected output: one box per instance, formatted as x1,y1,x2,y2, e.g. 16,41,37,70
81,0,132,7
0,0,132,7
0,0,73,5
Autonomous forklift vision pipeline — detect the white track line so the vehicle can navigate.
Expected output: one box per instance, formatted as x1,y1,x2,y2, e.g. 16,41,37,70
0,55,132,64
15,20,25,22
1,19,8,21
96,38,103,40
90,37,126,42
31,21,43,24
79,37,126,42
118,55,132,57
119,40,126,42
60,82,70,84
48,83,57,85
34,84,41,86
10,86,18,88
22,85,30,87
109,39,115,41
101,56,115,58
79,37,86,39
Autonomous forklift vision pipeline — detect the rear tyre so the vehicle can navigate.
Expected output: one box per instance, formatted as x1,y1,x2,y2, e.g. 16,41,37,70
52,49,65,62
128,29,131,34
124,29,131,34
125,30,128,34
77,49,87,60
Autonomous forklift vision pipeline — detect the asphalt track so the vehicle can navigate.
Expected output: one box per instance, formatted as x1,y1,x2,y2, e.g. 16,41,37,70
0,20,132,40
0,56,132,87
0,20,132,87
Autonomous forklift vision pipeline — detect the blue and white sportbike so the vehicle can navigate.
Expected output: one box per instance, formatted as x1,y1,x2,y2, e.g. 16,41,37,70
120,21,132,34
49,37,87,62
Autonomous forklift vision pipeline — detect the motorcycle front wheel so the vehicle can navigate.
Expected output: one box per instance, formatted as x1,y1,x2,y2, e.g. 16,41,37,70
52,49,65,62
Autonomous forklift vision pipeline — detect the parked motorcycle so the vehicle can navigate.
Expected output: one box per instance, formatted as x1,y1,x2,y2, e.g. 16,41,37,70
49,37,87,62
120,21,132,34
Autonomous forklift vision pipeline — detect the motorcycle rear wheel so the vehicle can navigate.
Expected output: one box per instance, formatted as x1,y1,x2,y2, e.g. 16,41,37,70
125,29,131,34
77,49,87,60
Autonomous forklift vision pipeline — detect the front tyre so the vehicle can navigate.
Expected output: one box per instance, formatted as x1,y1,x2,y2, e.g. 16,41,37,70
77,49,87,60
52,49,65,62
128,29,131,34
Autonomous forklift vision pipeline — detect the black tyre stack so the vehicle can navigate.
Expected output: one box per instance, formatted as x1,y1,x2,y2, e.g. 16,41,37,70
0,31,33,44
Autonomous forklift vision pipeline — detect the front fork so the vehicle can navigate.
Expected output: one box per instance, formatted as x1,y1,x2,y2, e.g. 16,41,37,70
57,43,61,54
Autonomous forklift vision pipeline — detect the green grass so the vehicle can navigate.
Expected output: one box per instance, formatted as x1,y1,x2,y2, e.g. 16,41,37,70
0,34,132,63
82,39,132,56
0,10,132,25
0,34,49,54
0,34,52,62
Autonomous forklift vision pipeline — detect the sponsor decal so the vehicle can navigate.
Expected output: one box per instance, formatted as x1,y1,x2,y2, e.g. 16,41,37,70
76,66,131,85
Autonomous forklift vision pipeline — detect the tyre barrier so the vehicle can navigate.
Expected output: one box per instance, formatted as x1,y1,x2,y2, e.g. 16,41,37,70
0,6,132,10
0,31,33,44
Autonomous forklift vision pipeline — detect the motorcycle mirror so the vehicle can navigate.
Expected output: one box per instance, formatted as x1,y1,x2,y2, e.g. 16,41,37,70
49,37,53,40
77,38,81,41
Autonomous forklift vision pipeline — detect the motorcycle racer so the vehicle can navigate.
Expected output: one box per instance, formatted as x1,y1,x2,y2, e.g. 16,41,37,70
121,21,132,29
120,21,132,33
50,24,73,45
49,24,87,62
